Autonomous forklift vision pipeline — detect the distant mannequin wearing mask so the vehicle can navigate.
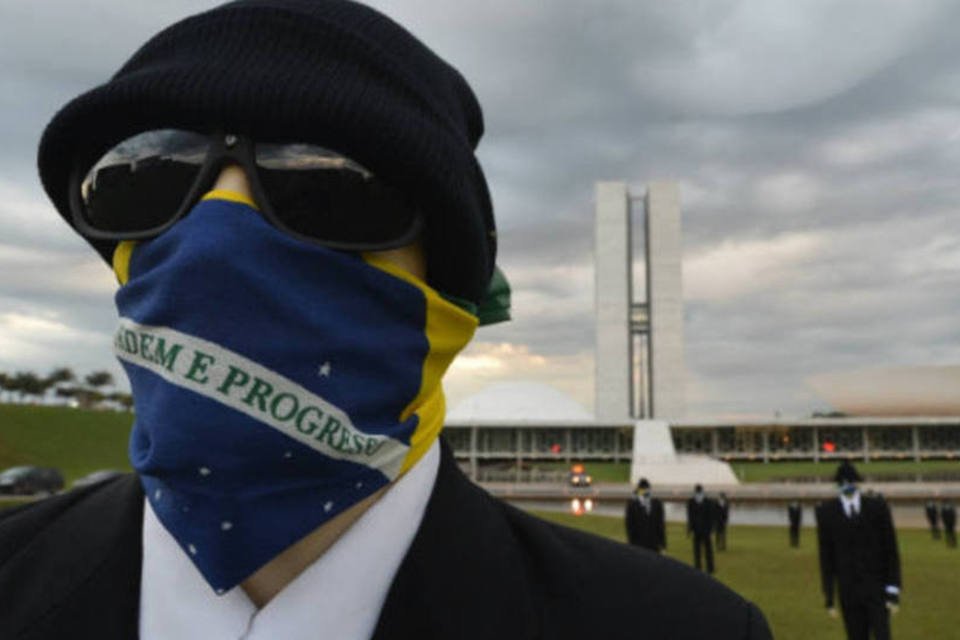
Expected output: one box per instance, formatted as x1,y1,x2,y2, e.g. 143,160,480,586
816,460,901,640
686,484,715,574
715,492,730,551
924,501,940,539
625,478,666,553
942,502,957,548
787,501,802,548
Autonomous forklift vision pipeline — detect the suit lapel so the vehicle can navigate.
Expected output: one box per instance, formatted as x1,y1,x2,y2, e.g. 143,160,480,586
371,439,540,640
1,475,144,639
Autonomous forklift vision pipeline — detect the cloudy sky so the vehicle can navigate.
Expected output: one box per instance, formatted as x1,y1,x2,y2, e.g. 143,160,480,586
1,0,959,419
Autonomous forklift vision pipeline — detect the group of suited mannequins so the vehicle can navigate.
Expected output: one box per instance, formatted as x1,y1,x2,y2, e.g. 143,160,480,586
626,461,904,640
924,499,957,547
624,479,728,574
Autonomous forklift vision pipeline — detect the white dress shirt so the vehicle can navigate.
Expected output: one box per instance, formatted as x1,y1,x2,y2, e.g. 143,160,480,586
139,441,440,640
637,494,651,514
840,491,861,518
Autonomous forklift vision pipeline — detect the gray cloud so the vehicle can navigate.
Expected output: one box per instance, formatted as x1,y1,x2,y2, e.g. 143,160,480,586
1,1,959,417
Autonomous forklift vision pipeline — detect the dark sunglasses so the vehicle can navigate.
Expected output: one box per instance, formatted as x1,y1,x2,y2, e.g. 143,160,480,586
68,130,423,251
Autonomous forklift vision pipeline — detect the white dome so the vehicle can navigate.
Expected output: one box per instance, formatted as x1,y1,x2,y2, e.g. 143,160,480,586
447,381,592,422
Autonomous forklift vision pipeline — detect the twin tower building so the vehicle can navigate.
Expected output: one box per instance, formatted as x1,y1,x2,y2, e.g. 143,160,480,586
595,182,685,422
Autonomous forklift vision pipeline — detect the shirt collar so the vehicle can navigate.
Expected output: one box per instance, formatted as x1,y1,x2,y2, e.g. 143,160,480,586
140,440,440,640
839,490,861,516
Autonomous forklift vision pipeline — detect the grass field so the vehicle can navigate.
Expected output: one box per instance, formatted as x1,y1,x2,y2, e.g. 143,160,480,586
730,459,960,483
0,404,133,484
532,511,960,640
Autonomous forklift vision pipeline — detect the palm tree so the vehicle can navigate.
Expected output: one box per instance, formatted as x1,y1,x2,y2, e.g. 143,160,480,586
12,371,45,404
85,371,114,390
44,367,76,405
109,391,135,412
79,371,114,409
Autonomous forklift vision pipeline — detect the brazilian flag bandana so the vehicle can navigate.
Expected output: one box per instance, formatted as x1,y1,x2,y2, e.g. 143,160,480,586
112,192,477,593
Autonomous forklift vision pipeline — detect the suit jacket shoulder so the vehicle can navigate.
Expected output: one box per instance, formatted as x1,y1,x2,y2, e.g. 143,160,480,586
374,441,771,639
0,475,143,639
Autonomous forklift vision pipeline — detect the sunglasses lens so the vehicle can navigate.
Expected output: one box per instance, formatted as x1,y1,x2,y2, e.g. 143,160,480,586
77,134,420,249
80,130,208,233
256,143,420,248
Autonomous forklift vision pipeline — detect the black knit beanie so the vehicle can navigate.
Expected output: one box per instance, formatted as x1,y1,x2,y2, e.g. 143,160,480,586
37,0,496,306
834,460,863,485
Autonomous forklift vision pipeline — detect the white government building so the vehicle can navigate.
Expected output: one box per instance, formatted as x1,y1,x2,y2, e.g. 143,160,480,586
444,182,960,486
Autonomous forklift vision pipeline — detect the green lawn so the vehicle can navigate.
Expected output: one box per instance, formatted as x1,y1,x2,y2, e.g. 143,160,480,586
532,511,959,640
731,459,960,483
523,461,631,482
0,404,133,484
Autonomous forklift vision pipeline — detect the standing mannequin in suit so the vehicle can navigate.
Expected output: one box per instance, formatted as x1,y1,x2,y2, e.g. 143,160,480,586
787,501,802,548
924,501,940,539
687,484,715,574
816,461,901,640
625,478,666,553
942,502,957,548
715,492,730,551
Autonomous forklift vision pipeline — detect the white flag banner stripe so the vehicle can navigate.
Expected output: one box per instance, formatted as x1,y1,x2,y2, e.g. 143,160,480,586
114,317,408,479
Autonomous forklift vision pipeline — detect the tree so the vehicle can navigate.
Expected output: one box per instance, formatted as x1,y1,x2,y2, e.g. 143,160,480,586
12,371,47,404
85,371,114,390
109,391,135,412
44,367,76,405
0,372,9,403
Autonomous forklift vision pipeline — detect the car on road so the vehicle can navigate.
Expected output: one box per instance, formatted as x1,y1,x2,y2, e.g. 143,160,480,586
0,466,65,496
568,464,595,515
568,463,593,487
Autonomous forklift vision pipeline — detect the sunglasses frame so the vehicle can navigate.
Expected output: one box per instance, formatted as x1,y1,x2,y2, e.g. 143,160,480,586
68,131,424,252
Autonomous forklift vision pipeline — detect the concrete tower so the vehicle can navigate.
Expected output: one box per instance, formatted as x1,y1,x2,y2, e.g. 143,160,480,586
644,182,686,419
594,181,685,421
594,182,631,422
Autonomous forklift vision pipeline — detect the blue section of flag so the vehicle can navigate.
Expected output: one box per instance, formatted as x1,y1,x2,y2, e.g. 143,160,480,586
115,199,430,590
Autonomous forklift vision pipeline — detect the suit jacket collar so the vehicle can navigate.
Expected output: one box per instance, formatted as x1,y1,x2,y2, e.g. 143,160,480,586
5,439,538,640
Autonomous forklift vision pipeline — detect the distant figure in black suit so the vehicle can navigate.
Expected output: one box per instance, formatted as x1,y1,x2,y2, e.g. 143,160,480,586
788,501,802,547
715,492,730,551
687,484,715,573
924,501,941,539
942,502,957,548
817,460,901,640
625,477,666,553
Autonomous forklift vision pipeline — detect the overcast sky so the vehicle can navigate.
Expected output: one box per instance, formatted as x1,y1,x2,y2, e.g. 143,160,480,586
1,0,959,419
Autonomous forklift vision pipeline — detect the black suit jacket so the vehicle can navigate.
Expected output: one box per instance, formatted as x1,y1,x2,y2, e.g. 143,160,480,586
715,499,730,530
624,495,666,551
687,497,715,536
925,503,939,526
1,441,771,639
943,504,957,529
787,503,802,527
815,495,901,608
